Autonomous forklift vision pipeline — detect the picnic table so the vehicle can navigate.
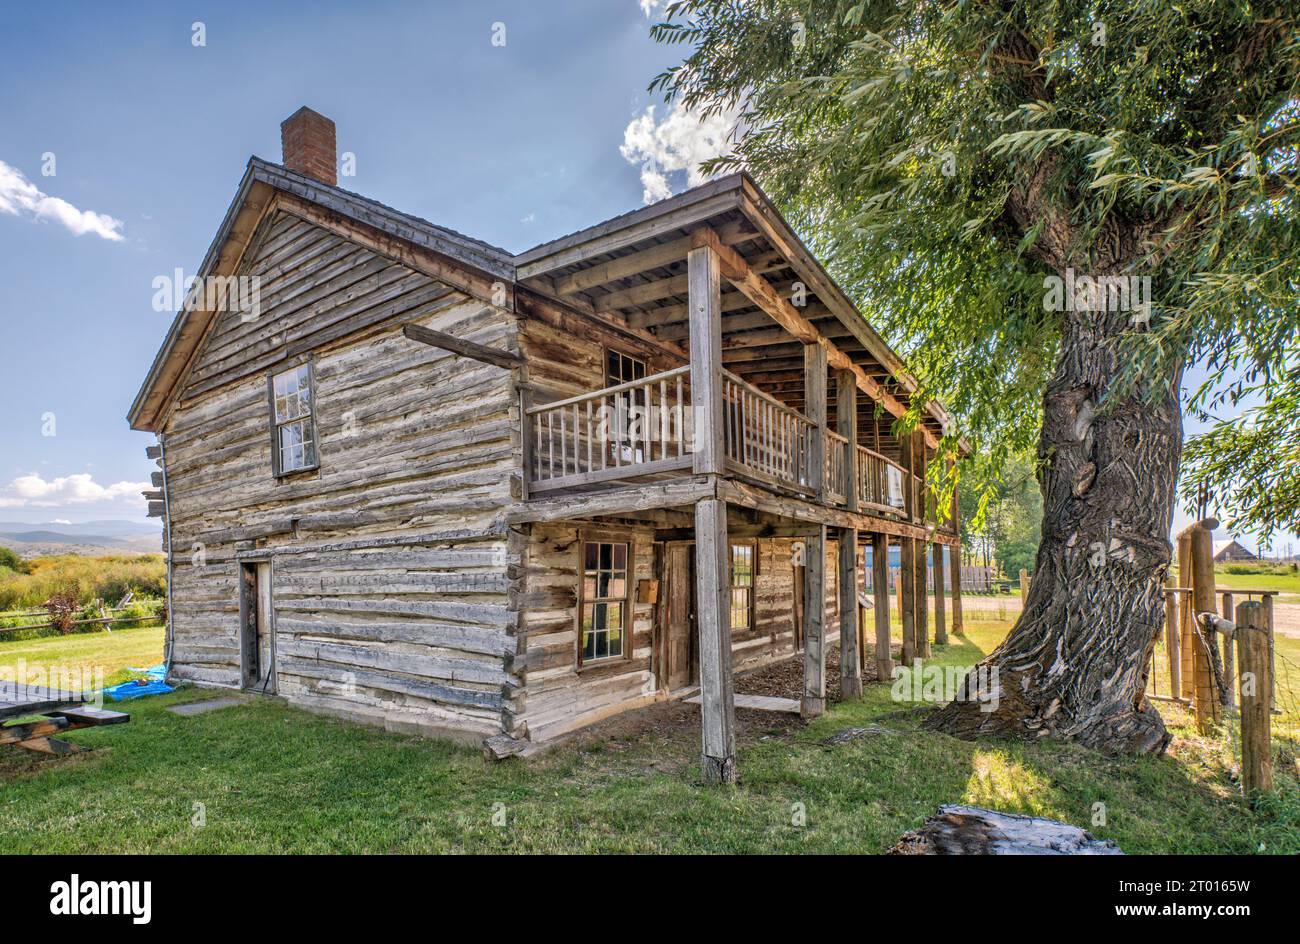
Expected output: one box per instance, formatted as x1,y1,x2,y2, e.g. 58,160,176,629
0,684,128,755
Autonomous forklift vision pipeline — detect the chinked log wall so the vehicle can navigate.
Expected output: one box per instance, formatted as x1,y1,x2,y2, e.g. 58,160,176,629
163,209,523,741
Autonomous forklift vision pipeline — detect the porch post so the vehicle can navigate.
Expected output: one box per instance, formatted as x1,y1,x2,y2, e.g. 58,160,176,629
804,343,827,501
932,541,947,646
695,497,736,782
872,532,893,681
688,243,736,783
802,524,827,718
950,480,965,636
912,431,930,660
836,369,858,511
839,527,862,698
898,429,916,666
688,245,724,476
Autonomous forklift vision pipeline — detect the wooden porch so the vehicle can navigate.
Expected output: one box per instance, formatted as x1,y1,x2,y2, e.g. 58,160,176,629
513,172,964,782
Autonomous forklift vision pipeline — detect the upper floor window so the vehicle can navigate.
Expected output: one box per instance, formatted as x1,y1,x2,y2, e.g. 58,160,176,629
605,349,646,387
580,540,629,663
270,363,318,475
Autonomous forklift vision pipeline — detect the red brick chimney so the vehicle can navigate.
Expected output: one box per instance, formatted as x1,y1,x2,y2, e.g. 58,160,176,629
280,107,337,186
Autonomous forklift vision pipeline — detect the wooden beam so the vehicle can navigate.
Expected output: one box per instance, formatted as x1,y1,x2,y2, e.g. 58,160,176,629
401,323,521,370
688,245,724,476
1190,526,1219,733
691,227,938,449
837,368,859,512
932,541,947,646
805,342,827,502
802,525,827,718
872,533,893,681
695,496,737,783
839,527,863,698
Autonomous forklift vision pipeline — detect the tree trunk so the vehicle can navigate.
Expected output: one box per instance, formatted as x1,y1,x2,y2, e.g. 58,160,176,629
927,303,1180,755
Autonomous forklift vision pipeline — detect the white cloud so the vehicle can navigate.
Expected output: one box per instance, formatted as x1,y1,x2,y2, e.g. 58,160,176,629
620,100,742,204
0,160,124,241
0,473,149,509
639,0,665,16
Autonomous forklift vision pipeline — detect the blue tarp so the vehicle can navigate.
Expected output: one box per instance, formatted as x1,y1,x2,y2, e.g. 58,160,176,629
103,664,173,702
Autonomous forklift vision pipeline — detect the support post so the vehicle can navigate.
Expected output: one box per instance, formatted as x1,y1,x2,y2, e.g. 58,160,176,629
1019,569,1030,608
899,537,915,667
949,481,964,635
873,533,892,682
836,369,858,512
1236,601,1273,794
805,343,827,502
914,535,930,660
1262,593,1275,711
687,246,723,476
1190,526,1219,733
839,528,862,698
1164,576,1181,700
1178,533,1195,700
694,497,736,783
932,542,947,646
1221,591,1235,709
802,525,827,718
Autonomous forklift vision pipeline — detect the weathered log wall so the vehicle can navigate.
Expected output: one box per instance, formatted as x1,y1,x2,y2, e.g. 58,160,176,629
162,209,521,740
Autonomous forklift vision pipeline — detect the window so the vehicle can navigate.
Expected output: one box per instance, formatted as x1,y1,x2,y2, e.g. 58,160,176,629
605,350,647,464
730,543,755,631
580,540,629,663
270,363,318,475
605,349,647,387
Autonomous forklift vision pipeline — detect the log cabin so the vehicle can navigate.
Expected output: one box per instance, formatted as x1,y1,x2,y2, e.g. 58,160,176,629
129,107,965,781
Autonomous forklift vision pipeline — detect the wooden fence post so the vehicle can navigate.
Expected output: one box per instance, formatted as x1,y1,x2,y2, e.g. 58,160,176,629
1220,591,1235,709
1262,593,1276,711
1019,569,1029,608
1236,601,1273,795
1177,533,1195,700
1189,526,1219,733
1164,576,1181,700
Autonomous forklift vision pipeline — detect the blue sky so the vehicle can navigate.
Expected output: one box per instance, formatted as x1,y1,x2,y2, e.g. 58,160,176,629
0,1,1291,554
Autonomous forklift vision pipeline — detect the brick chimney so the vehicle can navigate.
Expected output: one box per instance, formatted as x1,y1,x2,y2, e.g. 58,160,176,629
280,106,337,185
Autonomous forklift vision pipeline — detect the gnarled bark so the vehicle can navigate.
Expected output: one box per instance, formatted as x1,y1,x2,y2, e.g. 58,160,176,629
927,303,1180,756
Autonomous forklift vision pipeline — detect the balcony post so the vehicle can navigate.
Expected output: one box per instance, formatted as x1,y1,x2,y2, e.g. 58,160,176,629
687,245,724,476
872,532,893,681
802,524,827,718
911,430,930,660
838,527,863,698
932,541,947,646
804,342,827,501
836,368,858,512
950,476,965,636
898,427,916,666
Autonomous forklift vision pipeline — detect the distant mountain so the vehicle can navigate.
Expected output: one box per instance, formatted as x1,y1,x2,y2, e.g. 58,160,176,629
0,521,162,558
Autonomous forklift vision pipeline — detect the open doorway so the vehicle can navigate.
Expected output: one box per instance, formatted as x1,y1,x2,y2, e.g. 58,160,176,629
239,561,276,693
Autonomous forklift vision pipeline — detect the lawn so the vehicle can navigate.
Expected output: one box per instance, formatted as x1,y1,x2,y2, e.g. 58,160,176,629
1,621,1296,854
1213,564,1300,605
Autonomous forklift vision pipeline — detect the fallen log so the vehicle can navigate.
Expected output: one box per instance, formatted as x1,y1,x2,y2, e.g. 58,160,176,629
889,805,1123,855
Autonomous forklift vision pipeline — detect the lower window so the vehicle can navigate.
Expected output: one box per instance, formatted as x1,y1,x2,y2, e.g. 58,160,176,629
581,541,629,662
730,543,755,631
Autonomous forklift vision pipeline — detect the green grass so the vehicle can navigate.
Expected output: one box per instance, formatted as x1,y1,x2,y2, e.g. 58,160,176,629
0,625,163,688
1213,566,1300,604
0,620,1295,853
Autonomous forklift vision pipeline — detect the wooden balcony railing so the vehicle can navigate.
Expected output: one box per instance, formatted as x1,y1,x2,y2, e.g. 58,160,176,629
525,367,930,524
856,445,908,514
526,365,693,492
721,369,817,496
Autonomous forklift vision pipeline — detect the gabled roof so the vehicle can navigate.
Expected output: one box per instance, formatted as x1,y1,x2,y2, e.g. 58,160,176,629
130,159,962,454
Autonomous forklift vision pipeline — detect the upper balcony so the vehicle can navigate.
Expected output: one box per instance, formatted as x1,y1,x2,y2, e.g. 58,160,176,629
523,364,916,520
511,173,962,534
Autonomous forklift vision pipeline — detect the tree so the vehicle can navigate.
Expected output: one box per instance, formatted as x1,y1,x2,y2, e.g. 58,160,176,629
651,1,1299,753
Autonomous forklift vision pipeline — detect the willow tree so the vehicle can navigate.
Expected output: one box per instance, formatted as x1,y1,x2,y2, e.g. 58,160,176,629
650,1,1299,753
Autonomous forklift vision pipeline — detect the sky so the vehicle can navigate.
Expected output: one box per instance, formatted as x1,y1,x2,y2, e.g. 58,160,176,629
0,0,1291,555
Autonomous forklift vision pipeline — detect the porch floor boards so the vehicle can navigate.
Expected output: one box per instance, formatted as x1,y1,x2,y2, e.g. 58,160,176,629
683,692,801,714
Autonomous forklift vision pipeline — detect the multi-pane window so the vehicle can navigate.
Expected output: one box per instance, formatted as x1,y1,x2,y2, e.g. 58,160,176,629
270,364,317,474
605,349,647,387
730,543,755,631
580,541,629,662
606,350,647,464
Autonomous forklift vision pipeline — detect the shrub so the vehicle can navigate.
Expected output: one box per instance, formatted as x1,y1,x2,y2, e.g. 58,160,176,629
42,583,81,633
0,545,28,574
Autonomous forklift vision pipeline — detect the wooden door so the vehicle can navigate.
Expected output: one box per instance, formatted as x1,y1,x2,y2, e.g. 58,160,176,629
662,544,697,691
239,561,276,693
